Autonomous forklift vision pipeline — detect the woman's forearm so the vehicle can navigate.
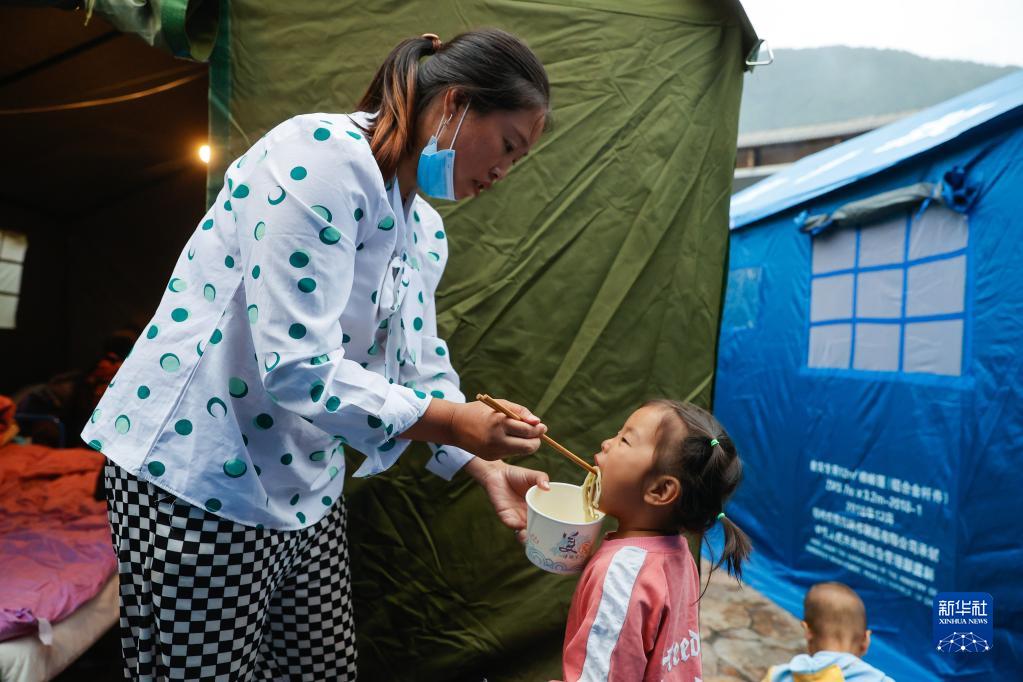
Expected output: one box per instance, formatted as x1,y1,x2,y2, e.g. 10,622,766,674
399,398,457,444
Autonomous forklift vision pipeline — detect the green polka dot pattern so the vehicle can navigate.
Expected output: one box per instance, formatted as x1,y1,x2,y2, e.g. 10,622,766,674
229,377,248,398
174,419,193,435
319,227,341,245
147,461,165,476
223,459,247,478
207,397,227,417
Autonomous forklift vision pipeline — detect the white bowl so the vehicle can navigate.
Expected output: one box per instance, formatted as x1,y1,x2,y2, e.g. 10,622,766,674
525,482,605,575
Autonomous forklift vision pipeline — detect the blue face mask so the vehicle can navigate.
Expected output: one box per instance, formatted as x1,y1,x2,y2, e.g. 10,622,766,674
417,104,470,201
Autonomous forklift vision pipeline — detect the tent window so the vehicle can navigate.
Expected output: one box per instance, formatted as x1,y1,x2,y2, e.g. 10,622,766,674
722,267,763,330
807,205,968,376
0,230,28,330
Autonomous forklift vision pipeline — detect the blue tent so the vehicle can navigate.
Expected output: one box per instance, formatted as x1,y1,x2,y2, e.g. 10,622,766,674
713,71,1023,680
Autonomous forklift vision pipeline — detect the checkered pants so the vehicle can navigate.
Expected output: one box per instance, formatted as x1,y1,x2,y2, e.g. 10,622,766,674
103,461,357,681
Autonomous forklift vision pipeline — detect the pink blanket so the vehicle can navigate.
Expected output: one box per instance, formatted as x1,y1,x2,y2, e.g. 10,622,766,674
0,444,116,642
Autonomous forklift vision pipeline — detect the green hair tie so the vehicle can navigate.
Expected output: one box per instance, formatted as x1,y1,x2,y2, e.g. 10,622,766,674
710,438,719,447
717,512,726,521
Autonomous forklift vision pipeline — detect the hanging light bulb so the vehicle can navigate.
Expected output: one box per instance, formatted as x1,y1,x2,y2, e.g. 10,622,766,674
198,144,211,164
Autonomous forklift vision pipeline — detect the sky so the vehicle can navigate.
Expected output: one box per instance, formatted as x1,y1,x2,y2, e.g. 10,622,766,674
740,0,1023,68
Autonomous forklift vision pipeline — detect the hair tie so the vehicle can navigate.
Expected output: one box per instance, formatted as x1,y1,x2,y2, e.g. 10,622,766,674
421,33,442,53
717,512,726,521
709,438,719,447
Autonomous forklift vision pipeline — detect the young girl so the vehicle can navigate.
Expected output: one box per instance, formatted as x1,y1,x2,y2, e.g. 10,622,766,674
561,399,751,682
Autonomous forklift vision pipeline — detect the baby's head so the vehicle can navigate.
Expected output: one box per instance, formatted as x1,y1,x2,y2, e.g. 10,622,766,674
594,399,751,581
802,582,871,657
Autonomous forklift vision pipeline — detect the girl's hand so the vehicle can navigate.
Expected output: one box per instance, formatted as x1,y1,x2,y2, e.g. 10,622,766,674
464,458,550,541
450,399,546,460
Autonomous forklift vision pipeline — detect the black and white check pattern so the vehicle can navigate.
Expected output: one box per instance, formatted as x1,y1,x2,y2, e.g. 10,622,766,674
104,461,357,681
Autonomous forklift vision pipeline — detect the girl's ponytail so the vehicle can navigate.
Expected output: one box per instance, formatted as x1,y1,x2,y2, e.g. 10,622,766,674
357,35,438,181
717,513,752,583
643,399,752,595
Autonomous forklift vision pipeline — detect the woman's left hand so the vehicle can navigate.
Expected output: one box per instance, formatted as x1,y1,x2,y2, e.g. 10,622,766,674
464,457,549,542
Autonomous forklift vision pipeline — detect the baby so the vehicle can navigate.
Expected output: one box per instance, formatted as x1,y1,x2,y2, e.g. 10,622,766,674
763,582,895,682
560,399,751,681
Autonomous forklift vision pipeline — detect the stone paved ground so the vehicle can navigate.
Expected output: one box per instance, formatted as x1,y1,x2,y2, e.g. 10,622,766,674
699,560,808,682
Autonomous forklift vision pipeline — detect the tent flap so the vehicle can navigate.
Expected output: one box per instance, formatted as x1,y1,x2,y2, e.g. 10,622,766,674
88,0,220,61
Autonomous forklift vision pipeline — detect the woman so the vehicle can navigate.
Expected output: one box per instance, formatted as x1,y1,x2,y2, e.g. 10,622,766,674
83,28,551,680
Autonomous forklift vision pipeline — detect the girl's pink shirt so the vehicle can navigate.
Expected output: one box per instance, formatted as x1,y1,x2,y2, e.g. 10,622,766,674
562,533,703,681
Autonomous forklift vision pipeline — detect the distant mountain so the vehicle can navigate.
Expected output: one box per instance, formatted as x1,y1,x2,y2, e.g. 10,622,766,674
738,46,1018,134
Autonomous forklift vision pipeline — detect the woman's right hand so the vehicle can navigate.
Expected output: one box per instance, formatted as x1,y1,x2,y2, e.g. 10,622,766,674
450,399,547,460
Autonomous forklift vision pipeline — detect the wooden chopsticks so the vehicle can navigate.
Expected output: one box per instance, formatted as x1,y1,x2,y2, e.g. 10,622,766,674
476,393,597,475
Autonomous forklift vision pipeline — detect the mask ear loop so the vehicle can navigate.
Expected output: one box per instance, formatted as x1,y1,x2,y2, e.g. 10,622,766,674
447,101,470,150
433,112,453,139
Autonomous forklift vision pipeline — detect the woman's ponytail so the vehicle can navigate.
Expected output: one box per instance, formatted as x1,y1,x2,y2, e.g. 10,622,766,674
357,35,438,181
355,29,550,183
